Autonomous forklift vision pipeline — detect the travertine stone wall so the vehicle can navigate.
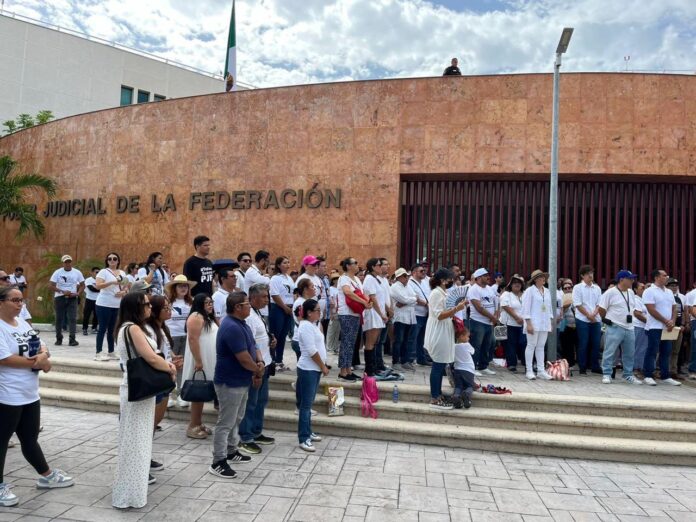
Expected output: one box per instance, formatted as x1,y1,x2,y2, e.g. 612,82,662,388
0,73,694,278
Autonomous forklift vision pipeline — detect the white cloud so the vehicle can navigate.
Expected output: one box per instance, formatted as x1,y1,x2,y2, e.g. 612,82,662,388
5,0,696,88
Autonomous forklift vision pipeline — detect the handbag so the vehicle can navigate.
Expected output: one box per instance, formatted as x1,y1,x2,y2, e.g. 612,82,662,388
124,325,175,402
453,316,466,335
494,324,508,341
345,281,367,315
180,369,216,402
546,359,571,381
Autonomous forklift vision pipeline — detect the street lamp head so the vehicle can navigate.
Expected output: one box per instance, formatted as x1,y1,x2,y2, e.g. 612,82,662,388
556,27,574,54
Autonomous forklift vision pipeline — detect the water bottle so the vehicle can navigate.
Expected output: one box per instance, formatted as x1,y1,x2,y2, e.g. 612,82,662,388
392,384,399,403
27,331,41,373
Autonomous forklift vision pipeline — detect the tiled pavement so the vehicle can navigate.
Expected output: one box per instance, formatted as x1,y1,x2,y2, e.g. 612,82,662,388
3,406,696,521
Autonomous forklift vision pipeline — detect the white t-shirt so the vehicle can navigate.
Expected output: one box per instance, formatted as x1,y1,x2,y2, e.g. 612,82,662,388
409,278,430,317
329,286,339,316
634,296,647,329
212,288,230,319
378,276,392,311
598,287,636,330
572,282,602,323
246,309,272,366
270,274,295,306
499,291,523,326
126,274,137,285
84,276,100,301
297,273,325,313
338,275,363,317
292,297,307,342
244,265,271,315
50,267,84,298
9,274,26,287
454,342,476,373
297,320,327,372
20,305,31,322
363,274,386,314
0,318,42,406
468,284,497,325
96,268,127,308
167,298,191,338
686,289,696,316
642,285,676,331
235,269,247,294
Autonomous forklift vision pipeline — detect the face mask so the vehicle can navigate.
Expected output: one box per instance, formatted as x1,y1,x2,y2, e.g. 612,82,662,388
445,280,454,289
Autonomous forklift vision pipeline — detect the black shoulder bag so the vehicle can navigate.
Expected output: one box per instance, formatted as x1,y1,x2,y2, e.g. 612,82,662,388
124,325,175,402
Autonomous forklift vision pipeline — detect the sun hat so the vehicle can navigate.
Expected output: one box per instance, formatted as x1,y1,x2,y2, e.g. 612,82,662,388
130,280,151,293
164,274,197,290
504,274,525,291
394,267,409,279
528,269,549,285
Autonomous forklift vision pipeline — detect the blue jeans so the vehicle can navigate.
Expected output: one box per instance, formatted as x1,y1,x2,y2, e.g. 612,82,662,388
576,320,602,371
504,325,526,368
414,316,429,364
429,362,448,399
296,368,321,443
690,321,696,373
601,325,635,377
375,327,388,365
269,303,293,364
95,305,119,353
392,322,412,364
633,328,648,371
238,366,270,443
470,319,493,370
644,329,673,379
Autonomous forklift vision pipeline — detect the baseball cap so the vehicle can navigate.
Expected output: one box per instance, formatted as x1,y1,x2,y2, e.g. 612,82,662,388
616,270,638,281
61,255,73,263
472,268,488,279
302,255,319,266
667,277,679,286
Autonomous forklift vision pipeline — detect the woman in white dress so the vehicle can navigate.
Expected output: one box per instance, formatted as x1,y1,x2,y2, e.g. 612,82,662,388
362,258,388,377
182,293,218,439
424,268,467,410
521,270,554,381
112,292,176,510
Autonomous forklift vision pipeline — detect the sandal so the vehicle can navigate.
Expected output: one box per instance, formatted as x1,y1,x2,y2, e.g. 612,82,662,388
199,424,213,435
186,426,207,439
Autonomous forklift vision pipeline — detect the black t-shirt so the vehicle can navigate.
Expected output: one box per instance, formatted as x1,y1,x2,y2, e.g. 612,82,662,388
183,256,214,296
443,65,462,76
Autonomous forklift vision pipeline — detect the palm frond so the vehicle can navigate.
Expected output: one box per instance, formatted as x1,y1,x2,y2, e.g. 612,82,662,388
4,173,57,197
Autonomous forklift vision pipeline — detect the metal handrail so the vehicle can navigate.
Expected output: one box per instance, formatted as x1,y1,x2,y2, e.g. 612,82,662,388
0,9,256,89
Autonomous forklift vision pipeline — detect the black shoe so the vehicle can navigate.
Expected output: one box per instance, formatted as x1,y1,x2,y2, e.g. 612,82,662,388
69,339,79,347
579,369,587,375
591,368,603,375
239,442,262,455
350,372,363,380
463,395,472,409
338,374,357,382
148,474,156,485
452,397,463,409
55,339,63,346
150,460,164,471
254,434,275,445
226,450,252,463
417,361,433,367
82,330,88,336
209,460,236,478
509,366,517,373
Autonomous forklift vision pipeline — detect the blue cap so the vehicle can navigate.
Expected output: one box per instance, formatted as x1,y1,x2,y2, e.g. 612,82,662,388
616,270,637,281
494,272,503,277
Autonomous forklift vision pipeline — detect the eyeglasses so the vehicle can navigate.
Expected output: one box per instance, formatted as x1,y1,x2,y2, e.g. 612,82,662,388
3,298,25,303
107,256,119,261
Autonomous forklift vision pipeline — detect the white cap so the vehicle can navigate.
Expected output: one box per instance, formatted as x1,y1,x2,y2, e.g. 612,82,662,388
61,255,73,263
472,268,488,279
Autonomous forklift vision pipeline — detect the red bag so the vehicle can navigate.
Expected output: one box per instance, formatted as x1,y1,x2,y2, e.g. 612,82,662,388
546,359,570,381
346,284,367,315
453,316,465,336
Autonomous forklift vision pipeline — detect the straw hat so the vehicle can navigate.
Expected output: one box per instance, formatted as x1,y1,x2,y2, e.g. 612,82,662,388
528,269,549,285
164,274,197,290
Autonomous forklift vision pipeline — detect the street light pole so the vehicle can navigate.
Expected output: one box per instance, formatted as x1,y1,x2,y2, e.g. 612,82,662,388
548,27,573,362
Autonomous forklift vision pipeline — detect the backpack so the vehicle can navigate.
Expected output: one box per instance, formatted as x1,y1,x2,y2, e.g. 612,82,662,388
546,359,570,381
360,376,379,419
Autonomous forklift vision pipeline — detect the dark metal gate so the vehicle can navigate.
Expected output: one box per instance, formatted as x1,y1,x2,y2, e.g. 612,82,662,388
399,179,696,287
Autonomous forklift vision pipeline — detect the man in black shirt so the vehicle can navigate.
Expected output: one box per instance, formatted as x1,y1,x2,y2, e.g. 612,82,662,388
183,235,214,296
443,57,462,76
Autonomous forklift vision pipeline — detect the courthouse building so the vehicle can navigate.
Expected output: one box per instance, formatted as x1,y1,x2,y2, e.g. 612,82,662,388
0,72,695,288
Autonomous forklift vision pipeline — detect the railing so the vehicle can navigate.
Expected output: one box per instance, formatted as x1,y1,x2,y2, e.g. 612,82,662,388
0,9,256,89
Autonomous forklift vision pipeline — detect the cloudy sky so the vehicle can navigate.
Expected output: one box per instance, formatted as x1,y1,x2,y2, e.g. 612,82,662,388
5,0,696,88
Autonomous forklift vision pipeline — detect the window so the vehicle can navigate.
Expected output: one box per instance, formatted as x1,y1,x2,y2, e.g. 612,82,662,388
154,94,166,102
120,86,133,106
137,90,150,103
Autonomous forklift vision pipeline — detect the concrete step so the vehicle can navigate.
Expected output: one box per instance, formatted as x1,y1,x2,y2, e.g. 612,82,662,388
38,388,696,466
49,357,123,379
41,372,122,395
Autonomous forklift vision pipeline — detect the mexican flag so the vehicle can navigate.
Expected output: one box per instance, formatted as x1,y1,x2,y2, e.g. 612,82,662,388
224,0,236,92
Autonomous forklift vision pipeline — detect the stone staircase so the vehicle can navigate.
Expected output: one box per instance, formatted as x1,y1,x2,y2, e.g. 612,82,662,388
40,357,696,465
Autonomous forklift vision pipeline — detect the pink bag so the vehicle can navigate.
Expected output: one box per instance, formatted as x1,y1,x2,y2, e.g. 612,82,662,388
546,359,570,381
360,376,379,419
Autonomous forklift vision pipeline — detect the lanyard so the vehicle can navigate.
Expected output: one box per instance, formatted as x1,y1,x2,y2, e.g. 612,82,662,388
410,279,428,303
617,289,632,312
253,307,271,337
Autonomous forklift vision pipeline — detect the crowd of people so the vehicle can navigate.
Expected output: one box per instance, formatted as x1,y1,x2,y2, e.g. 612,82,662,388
1,237,696,508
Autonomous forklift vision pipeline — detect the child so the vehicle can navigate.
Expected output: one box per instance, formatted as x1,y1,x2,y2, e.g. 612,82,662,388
453,326,476,409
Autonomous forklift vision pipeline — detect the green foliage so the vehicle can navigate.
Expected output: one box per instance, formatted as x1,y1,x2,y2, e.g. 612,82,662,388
34,253,102,322
0,155,57,239
2,110,54,136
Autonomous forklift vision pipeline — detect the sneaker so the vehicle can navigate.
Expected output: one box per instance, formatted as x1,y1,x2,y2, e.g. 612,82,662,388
90,329,98,335
353,365,364,370
463,395,472,409
474,370,483,377
82,330,89,336
536,370,553,381
167,397,176,408
68,340,79,347
310,433,322,442
662,378,682,386
0,483,18,507
350,372,363,380
36,469,74,489
294,408,318,416
108,352,119,360
254,434,275,445
338,374,357,382
429,397,454,410
624,375,643,385
452,397,463,409
186,426,207,439
417,361,433,367
401,362,416,371
481,368,496,376
239,442,262,455
299,439,316,452
526,372,536,380
644,377,657,386
7,439,15,448
602,375,612,384
94,353,108,362
150,460,164,471
290,381,296,390
226,450,251,463
209,460,237,478
689,373,696,380
176,396,190,408
391,363,402,371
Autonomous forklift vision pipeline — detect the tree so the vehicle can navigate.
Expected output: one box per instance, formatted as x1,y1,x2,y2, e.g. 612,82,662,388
35,110,54,125
2,120,17,135
16,113,35,130
0,155,57,239
2,110,54,136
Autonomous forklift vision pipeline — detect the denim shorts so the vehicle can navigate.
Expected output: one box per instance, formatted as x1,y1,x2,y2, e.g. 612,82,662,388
155,392,168,404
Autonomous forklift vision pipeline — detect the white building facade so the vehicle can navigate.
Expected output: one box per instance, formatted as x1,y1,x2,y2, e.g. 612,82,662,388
0,12,226,126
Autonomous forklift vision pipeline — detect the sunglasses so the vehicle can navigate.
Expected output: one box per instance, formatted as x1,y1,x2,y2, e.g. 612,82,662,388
107,256,119,261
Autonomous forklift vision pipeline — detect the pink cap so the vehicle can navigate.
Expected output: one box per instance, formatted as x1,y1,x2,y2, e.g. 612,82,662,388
302,255,319,266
